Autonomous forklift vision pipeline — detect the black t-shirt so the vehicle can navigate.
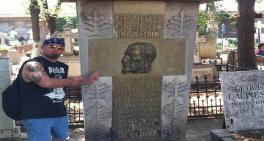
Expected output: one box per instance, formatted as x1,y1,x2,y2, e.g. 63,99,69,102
19,56,69,119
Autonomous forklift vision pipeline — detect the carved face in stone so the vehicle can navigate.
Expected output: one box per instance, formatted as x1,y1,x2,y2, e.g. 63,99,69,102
122,42,157,74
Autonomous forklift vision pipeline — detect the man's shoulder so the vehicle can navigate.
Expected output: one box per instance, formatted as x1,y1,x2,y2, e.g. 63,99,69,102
56,60,68,67
21,57,39,66
27,56,68,68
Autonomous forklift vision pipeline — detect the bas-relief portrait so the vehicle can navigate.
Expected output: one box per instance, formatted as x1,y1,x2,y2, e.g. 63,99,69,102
122,42,157,74
88,38,186,76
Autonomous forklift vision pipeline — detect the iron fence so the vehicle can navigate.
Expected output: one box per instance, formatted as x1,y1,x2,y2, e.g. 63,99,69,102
189,75,223,118
189,58,230,118
64,88,84,128
188,58,240,118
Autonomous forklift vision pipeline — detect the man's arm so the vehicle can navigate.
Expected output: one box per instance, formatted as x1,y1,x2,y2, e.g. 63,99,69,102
22,61,99,88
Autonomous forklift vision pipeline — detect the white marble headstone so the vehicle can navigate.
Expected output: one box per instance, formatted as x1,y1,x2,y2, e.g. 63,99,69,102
220,70,264,131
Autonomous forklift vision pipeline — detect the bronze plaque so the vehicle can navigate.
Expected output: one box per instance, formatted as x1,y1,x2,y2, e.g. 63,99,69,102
112,74,162,140
88,38,186,76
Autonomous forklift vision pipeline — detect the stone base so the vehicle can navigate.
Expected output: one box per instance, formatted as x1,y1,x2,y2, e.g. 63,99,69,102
0,132,27,141
210,129,264,141
210,129,235,141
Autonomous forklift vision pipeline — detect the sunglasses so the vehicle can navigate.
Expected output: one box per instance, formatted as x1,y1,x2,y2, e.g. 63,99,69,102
47,45,64,51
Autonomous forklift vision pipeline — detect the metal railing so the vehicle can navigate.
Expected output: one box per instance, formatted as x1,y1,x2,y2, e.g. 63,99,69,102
64,88,84,128
189,75,223,118
188,58,234,118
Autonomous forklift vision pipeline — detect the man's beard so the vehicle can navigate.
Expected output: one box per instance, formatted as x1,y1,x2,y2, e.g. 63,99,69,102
45,54,60,59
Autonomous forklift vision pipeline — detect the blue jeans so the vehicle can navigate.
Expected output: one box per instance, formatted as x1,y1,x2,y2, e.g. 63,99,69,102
23,116,69,141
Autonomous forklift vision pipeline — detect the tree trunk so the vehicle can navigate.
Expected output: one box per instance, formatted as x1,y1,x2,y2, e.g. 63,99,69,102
30,0,41,57
237,0,256,70
41,0,61,36
47,16,57,35
30,11,40,41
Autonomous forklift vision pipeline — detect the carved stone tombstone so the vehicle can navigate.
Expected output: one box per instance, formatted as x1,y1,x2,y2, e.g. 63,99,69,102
221,70,264,131
75,0,202,141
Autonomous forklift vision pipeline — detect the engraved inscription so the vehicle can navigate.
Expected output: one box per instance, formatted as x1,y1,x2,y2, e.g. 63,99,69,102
112,75,162,140
115,14,164,38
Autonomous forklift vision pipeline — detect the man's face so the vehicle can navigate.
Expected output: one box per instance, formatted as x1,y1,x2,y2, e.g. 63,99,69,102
121,47,145,74
41,44,64,60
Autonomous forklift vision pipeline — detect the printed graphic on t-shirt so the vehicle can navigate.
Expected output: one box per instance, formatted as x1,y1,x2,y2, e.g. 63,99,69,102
48,67,65,74
43,66,66,103
44,88,65,103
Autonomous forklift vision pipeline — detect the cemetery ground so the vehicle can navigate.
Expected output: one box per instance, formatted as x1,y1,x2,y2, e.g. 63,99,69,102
67,118,224,140
13,118,223,141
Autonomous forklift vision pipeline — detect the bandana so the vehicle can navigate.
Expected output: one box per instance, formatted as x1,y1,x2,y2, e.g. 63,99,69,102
43,38,65,46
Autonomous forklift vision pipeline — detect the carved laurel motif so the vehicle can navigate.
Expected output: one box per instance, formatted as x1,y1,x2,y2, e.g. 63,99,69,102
81,8,111,38
162,77,188,119
161,77,188,140
85,101,112,121
84,81,112,121
167,8,195,37
163,78,188,97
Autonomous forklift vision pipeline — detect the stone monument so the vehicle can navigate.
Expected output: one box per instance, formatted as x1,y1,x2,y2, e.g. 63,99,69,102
71,0,210,140
220,70,264,131
0,57,20,138
211,70,264,140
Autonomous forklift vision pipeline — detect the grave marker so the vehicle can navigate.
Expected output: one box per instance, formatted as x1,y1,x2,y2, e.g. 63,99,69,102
221,70,264,131
75,0,204,140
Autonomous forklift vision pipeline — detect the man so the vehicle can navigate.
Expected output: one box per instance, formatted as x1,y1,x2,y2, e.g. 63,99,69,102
19,38,99,141
121,42,157,74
